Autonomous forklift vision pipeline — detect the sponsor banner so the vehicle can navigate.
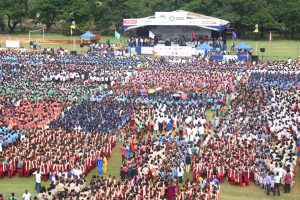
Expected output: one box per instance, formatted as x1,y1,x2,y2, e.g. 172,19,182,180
155,12,187,21
6,40,20,48
123,18,220,27
123,11,222,28
153,46,195,57
141,47,154,55
223,55,238,61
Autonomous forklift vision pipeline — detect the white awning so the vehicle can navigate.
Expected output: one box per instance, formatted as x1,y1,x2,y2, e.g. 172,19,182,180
123,10,230,31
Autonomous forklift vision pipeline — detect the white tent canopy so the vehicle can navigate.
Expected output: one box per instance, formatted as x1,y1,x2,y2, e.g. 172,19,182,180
123,10,230,31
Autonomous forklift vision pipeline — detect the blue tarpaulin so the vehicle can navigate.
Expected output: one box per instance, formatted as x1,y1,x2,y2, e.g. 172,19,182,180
234,42,252,50
80,31,96,39
196,43,213,51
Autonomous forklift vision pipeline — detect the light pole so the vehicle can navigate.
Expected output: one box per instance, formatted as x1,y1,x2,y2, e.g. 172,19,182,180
71,21,76,51
297,37,299,58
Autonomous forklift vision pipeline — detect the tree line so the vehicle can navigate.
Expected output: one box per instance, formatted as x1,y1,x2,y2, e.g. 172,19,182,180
0,0,299,38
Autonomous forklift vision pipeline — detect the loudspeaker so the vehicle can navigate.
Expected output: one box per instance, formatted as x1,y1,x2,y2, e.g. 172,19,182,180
80,44,84,47
260,48,265,53
251,55,259,62
70,51,77,55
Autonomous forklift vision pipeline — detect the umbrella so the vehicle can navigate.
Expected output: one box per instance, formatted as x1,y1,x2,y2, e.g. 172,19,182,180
155,87,163,91
172,94,181,97
181,93,188,100
148,89,156,94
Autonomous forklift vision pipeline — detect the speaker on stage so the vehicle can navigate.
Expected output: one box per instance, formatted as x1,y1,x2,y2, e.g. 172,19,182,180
165,41,170,46
70,51,77,55
260,48,265,53
251,55,259,62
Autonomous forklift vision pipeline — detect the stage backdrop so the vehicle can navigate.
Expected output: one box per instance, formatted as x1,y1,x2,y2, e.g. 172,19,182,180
151,26,211,41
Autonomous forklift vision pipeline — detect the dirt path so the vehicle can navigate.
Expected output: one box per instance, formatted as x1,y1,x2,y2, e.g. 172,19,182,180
0,37,80,44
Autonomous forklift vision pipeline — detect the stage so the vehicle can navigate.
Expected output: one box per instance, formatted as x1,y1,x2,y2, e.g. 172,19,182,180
123,10,233,57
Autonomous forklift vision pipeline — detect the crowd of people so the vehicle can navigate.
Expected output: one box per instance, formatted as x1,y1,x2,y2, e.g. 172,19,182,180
0,48,299,199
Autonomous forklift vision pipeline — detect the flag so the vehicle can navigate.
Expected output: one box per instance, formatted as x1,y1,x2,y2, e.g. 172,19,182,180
253,24,259,33
115,31,121,40
70,24,76,36
232,31,237,39
191,31,196,40
269,31,272,42
149,30,155,39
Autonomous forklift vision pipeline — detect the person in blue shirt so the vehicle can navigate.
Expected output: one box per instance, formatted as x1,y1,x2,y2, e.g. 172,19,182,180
178,123,184,138
201,178,207,189
265,173,272,195
167,121,173,134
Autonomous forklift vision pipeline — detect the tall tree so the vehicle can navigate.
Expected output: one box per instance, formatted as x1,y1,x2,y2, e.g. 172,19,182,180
33,0,67,30
61,0,94,34
0,0,31,32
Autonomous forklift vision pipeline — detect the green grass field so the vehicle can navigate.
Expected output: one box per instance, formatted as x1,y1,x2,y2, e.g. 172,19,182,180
0,33,299,60
0,108,299,199
0,109,299,199
0,142,299,199
0,33,299,199
0,33,125,51
0,143,123,199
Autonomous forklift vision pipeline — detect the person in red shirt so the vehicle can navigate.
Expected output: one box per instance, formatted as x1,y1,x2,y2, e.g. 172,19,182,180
284,168,292,193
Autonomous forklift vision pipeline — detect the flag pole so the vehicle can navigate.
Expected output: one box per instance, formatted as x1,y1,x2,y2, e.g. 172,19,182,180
268,31,271,61
255,40,258,56
268,41,271,61
297,38,299,58
253,24,259,57
231,37,233,53
73,35,76,51
70,27,72,51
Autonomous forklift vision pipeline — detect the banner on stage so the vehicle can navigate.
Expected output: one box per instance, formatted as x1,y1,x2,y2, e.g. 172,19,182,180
153,46,195,57
123,18,219,27
141,47,154,55
155,11,187,21
223,55,238,61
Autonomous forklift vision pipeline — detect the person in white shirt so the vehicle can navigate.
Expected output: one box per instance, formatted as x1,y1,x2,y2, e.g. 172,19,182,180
33,169,43,193
20,134,26,141
177,165,184,183
186,126,192,142
22,189,31,200
198,124,205,141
